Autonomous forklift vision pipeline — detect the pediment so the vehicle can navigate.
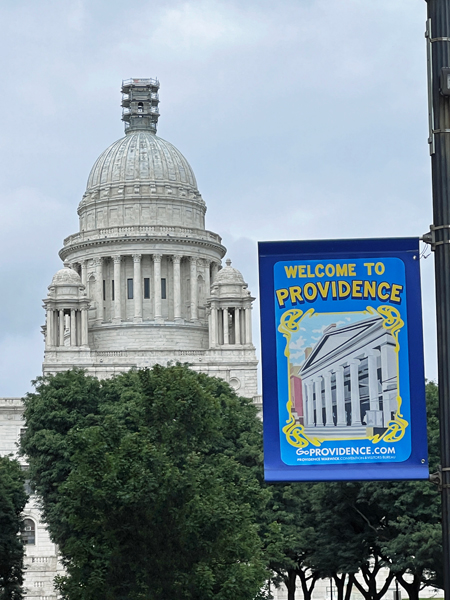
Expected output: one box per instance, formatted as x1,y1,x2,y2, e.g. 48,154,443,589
301,315,382,373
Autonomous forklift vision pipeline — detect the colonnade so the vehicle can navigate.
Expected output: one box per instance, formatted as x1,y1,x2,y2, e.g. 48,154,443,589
209,305,253,347
76,253,220,324
45,307,89,348
302,345,395,429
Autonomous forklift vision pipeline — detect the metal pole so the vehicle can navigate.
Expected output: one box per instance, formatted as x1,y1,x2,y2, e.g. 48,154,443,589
426,0,450,594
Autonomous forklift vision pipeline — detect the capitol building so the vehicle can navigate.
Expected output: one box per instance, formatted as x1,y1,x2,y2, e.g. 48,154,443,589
0,79,439,600
0,78,260,600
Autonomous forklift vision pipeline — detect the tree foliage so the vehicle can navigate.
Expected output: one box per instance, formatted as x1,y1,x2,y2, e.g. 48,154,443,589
264,381,442,599
21,366,269,600
0,456,27,600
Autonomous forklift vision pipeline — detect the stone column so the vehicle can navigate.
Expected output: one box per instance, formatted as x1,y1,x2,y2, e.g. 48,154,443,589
112,255,122,324
244,305,252,345
81,306,88,346
70,309,76,346
94,257,103,324
306,381,315,426
153,254,162,320
335,366,346,426
381,343,395,426
314,377,323,426
81,260,88,286
75,310,81,346
210,304,218,347
46,309,53,348
349,359,362,426
190,257,198,321
133,254,142,323
235,307,241,345
58,310,64,346
211,262,219,283
172,255,182,321
223,307,229,344
205,260,211,297
324,372,333,427
367,351,379,411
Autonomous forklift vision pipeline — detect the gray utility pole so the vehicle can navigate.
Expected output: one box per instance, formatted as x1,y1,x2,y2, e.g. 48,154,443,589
425,0,450,592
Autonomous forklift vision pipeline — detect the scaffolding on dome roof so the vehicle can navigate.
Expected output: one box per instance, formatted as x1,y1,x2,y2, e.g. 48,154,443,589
121,78,160,134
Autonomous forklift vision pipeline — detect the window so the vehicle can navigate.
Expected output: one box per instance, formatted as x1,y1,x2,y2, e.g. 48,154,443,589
144,278,150,299
161,278,166,299
103,280,106,301
137,102,144,113
22,518,35,545
127,279,134,300
112,280,115,301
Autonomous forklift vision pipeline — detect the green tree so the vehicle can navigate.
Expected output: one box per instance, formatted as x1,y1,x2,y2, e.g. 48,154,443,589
21,366,269,600
0,456,27,600
262,483,320,600
264,380,442,600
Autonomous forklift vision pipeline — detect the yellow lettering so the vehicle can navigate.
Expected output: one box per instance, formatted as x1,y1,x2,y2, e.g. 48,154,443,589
289,286,303,305
336,264,348,277
326,264,335,277
375,262,385,275
298,266,307,278
363,280,377,300
315,264,325,277
331,280,337,299
276,289,289,307
352,280,362,298
338,280,351,299
304,283,318,301
390,284,403,304
317,281,330,300
285,265,297,278
307,264,315,278
378,282,390,301
348,264,356,276
364,262,374,275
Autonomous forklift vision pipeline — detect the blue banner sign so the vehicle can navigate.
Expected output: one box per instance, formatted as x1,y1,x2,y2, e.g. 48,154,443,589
258,238,428,481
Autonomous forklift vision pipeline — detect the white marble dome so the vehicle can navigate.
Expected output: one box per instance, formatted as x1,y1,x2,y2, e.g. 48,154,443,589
50,267,82,286
214,259,246,285
86,131,198,193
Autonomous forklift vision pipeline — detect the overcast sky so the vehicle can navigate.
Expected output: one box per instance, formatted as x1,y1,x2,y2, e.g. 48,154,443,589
0,0,436,396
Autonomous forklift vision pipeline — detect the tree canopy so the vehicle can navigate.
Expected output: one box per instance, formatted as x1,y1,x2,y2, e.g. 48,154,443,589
0,455,27,600
263,381,442,599
21,366,269,600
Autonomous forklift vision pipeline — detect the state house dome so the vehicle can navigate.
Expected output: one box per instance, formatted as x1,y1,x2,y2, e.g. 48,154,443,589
86,131,198,193
76,78,206,232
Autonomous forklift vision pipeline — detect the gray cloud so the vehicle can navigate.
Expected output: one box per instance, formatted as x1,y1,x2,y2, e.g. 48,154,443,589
0,0,436,395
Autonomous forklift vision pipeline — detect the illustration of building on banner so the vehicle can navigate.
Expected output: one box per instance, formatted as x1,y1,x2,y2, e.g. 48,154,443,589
289,364,304,424
296,314,397,439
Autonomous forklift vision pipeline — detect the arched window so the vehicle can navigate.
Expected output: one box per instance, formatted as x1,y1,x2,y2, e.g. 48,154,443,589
137,102,144,113
22,518,35,545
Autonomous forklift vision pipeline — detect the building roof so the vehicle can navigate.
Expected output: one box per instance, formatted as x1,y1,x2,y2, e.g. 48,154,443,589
50,267,82,286
85,131,198,193
214,259,246,285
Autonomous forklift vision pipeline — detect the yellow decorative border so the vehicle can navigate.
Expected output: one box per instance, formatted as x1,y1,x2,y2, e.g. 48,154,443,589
279,305,408,449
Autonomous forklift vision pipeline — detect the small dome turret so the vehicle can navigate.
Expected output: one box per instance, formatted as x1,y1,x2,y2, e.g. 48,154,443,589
50,267,82,287
214,259,246,286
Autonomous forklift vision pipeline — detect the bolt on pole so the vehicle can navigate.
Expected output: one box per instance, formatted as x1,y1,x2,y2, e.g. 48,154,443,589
425,0,450,593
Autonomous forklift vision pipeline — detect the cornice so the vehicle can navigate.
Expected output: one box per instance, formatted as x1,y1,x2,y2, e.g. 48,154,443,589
59,234,226,261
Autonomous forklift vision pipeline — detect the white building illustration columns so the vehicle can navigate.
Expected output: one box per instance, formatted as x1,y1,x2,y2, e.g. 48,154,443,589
299,315,398,434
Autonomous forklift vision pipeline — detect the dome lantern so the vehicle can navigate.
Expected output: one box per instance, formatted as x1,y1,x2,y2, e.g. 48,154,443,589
121,78,160,134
